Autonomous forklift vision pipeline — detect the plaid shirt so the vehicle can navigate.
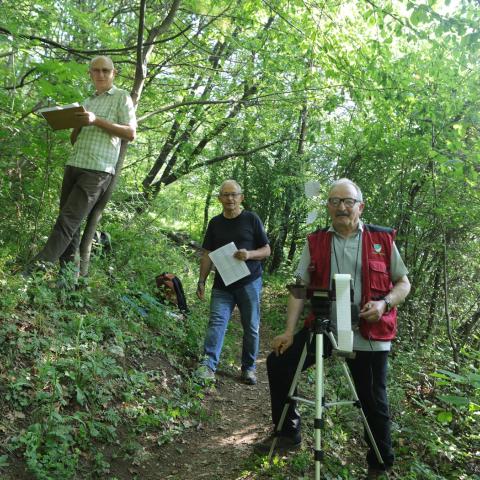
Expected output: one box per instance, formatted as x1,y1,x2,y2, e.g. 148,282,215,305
67,86,136,174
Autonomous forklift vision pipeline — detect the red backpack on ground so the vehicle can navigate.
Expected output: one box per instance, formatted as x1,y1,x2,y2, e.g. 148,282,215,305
155,272,189,313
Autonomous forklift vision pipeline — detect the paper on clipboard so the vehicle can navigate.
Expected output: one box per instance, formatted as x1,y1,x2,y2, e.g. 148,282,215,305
38,103,86,130
208,242,250,286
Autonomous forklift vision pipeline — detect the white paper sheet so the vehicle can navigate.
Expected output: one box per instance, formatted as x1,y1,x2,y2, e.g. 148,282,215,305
208,242,250,286
334,274,353,352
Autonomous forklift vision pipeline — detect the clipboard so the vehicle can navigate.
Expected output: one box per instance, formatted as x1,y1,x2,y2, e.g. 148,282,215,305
38,103,86,130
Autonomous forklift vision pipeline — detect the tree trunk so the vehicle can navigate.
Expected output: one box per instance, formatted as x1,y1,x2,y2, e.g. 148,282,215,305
268,199,291,273
420,264,442,342
443,231,460,372
202,176,215,235
147,84,258,194
287,225,299,263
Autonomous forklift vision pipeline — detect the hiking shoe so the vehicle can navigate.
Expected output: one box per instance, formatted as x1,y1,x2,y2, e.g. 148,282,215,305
241,369,257,385
253,432,302,455
366,467,390,479
194,365,215,384
19,260,54,280
21,260,49,279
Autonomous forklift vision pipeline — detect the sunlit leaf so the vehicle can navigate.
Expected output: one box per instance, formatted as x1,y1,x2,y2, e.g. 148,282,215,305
436,410,453,423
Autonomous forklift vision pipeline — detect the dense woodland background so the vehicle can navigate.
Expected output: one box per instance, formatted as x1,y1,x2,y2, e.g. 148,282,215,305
0,0,478,479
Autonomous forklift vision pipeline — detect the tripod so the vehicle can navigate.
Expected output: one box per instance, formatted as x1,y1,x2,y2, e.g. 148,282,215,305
267,315,385,480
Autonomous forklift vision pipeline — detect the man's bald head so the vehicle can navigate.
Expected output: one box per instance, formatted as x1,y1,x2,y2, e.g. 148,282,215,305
89,56,116,93
90,56,114,70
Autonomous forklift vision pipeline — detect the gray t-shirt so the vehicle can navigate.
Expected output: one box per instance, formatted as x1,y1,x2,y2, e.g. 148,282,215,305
295,222,408,351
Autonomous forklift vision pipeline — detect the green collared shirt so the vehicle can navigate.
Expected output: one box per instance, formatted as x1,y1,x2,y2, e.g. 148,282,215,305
295,221,408,351
67,86,136,174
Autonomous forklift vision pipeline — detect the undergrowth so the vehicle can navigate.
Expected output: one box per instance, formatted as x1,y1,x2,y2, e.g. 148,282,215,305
0,217,478,479
0,219,209,479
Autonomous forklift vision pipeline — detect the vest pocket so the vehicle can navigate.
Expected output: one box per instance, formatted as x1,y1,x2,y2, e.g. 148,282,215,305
360,310,397,341
369,259,390,292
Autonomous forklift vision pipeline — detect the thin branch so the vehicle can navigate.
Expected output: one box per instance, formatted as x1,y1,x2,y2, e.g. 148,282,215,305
3,68,38,90
138,99,237,122
190,137,291,170
137,82,426,123
0,24,191,59
261,0,304,35
16,100,48,123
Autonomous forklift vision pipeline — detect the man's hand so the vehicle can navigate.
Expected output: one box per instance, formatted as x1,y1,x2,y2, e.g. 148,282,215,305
271,332,294,356
359,300,387,323
75,111,97,126
234,249,249,261
196,282,205,301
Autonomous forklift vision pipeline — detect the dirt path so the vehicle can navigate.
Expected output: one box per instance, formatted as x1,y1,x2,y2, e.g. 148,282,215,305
154,352,272,480
108,318,275,480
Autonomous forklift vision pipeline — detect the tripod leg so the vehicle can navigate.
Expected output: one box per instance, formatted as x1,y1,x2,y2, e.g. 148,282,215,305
268,333,311,461
314,332,324,480
339,361,385,467
327,332,385,468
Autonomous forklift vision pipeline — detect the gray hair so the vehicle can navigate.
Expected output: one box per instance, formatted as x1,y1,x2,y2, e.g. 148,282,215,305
219,179,242,195
89,56,115,70
329,178,363,202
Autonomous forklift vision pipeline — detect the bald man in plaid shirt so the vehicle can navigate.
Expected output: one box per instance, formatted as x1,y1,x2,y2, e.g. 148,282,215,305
26,56,136,278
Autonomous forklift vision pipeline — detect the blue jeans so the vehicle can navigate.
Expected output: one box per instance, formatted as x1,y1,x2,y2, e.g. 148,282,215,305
202,277,262,373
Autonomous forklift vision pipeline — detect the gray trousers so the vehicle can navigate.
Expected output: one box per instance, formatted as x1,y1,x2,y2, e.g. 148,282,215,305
34,165,113,267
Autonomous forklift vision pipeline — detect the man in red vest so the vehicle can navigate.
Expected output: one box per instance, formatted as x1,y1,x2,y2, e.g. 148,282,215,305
255,178,410,480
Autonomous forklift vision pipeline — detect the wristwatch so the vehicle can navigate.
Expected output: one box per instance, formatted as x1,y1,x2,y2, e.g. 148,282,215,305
383,296,392,312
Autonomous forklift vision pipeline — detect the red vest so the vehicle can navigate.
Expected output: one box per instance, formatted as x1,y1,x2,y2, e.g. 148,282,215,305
305,225,398,341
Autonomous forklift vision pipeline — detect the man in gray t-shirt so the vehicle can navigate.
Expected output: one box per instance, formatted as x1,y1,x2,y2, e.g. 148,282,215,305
255,178,410,480
294,220,408,352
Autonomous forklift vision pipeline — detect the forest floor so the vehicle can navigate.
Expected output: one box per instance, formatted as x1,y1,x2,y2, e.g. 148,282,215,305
5,313,278,480
106,313,369,480
3,277,371,480
109,313,275,480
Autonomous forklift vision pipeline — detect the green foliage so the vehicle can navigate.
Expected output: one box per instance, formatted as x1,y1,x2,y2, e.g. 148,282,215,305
0,213,208,478
1,0,480,478
17,418,80,480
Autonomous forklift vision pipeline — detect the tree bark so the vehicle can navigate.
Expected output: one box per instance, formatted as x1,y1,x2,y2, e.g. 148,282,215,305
443,231,460,372
268,104,307,272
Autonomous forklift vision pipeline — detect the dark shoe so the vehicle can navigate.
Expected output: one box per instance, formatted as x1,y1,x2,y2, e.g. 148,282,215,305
21,260,50,279
366,467,390,479
253,432,301,455
241,369,257,385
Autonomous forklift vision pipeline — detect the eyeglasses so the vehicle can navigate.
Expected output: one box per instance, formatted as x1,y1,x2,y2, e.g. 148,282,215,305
219,192,242,198
327,197,360,208
90,68,113,75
